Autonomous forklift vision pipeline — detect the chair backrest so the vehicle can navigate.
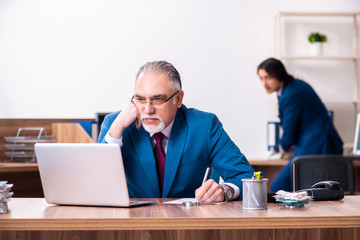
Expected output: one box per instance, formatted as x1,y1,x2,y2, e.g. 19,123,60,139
292,155,355,194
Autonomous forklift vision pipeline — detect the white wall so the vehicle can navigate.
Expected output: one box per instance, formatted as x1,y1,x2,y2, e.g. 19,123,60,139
0,0,359,158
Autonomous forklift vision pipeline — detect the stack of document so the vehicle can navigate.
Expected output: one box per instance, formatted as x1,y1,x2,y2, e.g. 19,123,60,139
0,181,14,214
274,190,312,208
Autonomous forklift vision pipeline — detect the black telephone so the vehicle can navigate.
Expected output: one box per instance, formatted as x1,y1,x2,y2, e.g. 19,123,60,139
311,181,341,190
301,181,344,201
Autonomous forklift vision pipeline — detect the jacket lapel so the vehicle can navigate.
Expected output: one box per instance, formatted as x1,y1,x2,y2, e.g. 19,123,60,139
128,125,161,196
162,108,188,197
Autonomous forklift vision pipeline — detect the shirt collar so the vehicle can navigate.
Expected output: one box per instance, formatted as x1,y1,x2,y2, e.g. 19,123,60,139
150,119,174,139
277,87,283,97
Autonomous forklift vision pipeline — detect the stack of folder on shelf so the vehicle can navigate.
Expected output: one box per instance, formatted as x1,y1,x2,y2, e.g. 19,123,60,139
0,181,14,214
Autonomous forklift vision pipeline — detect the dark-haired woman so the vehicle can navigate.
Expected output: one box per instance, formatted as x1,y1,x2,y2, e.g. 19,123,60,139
257,58,343,192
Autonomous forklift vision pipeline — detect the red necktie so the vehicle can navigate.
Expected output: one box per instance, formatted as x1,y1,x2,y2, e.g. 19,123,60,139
154,132,166,193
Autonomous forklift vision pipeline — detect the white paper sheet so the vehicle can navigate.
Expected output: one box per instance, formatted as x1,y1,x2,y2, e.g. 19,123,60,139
162,198,226,205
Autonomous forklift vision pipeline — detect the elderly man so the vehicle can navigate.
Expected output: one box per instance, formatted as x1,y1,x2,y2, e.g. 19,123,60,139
98,60,253,202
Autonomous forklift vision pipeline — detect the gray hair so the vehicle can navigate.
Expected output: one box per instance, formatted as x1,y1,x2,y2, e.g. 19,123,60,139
135,61,182,91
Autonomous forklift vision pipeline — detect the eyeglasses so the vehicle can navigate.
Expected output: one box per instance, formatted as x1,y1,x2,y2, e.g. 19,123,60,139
131,90,180,107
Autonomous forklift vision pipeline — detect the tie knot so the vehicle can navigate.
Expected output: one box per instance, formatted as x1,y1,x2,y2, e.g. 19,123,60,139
154,132,164,144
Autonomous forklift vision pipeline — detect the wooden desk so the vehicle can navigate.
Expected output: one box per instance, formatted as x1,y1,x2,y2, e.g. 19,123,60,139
0,162,38,173
1,160,360,196
0,163,43,197
1,197,360,240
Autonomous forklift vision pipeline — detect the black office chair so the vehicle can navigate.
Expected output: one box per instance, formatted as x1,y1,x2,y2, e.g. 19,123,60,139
292,155,355,195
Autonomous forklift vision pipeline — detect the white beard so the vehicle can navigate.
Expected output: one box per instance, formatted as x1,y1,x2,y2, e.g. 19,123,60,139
140,114,165,134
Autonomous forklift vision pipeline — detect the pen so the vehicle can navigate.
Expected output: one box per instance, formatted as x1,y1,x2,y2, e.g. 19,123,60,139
253,171,263,208
252,171,263,180
202,167,210,186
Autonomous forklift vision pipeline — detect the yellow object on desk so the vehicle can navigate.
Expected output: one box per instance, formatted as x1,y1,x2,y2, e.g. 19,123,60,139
253,171,263,180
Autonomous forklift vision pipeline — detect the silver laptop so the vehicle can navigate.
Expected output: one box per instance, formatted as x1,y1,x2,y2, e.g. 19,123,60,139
35,143,153,207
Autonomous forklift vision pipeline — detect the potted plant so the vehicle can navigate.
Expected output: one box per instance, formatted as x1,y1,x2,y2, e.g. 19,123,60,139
307,32,327,56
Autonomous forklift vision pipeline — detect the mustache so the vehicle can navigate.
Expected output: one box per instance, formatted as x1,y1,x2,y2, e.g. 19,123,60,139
140,114,161,121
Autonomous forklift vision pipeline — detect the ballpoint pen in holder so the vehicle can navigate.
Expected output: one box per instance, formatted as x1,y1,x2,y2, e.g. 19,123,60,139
242,171,268,210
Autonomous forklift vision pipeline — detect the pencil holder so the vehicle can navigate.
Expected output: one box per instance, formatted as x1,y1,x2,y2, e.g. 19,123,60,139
242,178,268,210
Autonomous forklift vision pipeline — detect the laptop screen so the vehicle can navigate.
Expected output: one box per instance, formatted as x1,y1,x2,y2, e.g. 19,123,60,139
35,143,131,207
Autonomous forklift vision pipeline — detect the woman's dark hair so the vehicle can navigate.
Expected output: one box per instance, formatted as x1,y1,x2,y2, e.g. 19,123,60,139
257,58,293,84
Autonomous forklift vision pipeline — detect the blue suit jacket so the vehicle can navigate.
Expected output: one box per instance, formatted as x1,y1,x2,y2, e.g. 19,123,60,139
98,105,254,199
279,79,343,156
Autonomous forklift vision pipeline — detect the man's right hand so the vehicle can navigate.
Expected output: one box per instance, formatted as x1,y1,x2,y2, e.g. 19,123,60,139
108,102,141,139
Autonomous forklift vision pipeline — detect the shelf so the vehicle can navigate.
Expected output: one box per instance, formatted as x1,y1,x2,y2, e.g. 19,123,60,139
0,162,38,173
277,12,360,17
280,56,360,61
274,11,360,143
